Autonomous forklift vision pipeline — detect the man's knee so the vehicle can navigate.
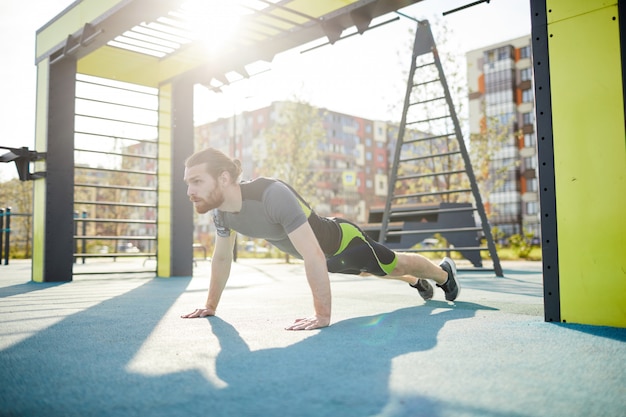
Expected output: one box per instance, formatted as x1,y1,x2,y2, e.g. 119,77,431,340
391,252,410,275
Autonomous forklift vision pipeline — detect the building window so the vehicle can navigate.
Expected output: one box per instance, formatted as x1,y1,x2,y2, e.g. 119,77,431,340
524,133,535,147
520,45,531,59
521,67,532,82
497,202,520,216
526,201,539,215
527,178,538,192
498,47,510,60
524,156,537,170
522,89,533,103
523,112,534,125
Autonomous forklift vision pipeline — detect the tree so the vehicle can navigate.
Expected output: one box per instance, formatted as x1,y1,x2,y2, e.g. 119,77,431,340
469,108,520,213
253,100,327,206
0,179,33,258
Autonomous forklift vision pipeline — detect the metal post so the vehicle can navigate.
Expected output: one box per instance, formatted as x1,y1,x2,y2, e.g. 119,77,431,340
81,211,87,264
73,211,78,264
0,208,4,265
3,208,10,265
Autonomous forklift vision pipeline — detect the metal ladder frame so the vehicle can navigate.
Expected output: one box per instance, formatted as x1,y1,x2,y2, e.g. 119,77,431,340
380,19,503,277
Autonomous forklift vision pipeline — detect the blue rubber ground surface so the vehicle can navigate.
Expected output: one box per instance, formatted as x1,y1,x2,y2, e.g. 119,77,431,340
1,258,624,417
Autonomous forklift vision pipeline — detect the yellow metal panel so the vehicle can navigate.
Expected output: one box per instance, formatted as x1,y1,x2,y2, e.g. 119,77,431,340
548,0,626,326
77,43,211,87
36,0,125,61
286,0,358,18
157,83,172,277
547,0,615,23
78,46,161,87
32,60,50,283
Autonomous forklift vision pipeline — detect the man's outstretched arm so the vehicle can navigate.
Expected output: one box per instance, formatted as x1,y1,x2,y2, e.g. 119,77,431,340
181,233,236,318
285,222,332,330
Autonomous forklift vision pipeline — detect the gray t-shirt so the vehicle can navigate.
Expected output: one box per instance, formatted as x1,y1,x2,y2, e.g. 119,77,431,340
212,178,341,258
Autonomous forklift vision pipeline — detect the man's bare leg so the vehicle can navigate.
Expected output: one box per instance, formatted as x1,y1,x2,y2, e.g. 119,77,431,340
387,252,448,284
378,252,460,301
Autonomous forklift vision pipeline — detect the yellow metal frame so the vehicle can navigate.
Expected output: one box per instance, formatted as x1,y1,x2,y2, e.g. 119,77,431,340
157,83,173,277
36,0,126,62
32,0,422,282
32,59,50,283
547,0,626,326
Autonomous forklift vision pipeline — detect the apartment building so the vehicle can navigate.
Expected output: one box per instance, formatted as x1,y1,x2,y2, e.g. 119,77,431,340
194,101,391,226
466,35,540,239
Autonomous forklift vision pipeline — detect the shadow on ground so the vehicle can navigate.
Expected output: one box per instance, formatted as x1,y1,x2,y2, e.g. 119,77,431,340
0,274,499,417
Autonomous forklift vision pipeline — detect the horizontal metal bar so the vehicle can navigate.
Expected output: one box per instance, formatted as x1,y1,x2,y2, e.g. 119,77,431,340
443,0,490,16
407,114,450,125
74,218,156,224
403,133,455,145
75,182,157,192
76,78,158,97
399,150,461,163
0,212,32,217
410,96,446,106
75,113,157,128
387,206,476,217
72,269,157,276
75,130,158,144
413,79,439,87
75,96,157,112
398,247,488,253
74,200,156,208
396,169,466,181
414,61,436,70
386,226,482,236
74,148,157,160
74,235,156,240
391,188,472,199
73,252,156,258
75,165,156,176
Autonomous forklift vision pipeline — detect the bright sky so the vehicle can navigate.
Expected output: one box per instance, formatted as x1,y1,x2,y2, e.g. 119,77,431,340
0,0,530,181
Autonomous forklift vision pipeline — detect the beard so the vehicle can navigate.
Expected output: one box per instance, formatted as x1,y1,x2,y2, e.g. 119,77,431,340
191,187,225,214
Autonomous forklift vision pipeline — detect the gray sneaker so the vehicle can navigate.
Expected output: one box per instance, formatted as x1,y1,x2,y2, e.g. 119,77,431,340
437,257,460,301
410,279,433,300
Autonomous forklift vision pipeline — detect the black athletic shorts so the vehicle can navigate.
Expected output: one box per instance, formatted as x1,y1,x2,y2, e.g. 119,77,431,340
326,219,398,276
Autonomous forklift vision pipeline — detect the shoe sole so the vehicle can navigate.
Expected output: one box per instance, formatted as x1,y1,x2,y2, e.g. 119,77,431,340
410,280,433,301
441,257,460,301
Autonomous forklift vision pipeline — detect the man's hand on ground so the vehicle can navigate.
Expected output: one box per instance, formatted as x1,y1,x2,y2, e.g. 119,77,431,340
181,308,215,319
285,316,330,331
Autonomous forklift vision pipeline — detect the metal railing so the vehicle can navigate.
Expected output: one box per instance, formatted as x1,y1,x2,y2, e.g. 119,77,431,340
0,208,10,265
0,209,33,265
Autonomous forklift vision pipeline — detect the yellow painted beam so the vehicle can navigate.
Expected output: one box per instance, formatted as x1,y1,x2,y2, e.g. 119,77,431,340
548,0,626,326
157,83,173,277
77,43,215,87
32,59,50,283
77,46,161,87
287,0,359,19
36,0,125,62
